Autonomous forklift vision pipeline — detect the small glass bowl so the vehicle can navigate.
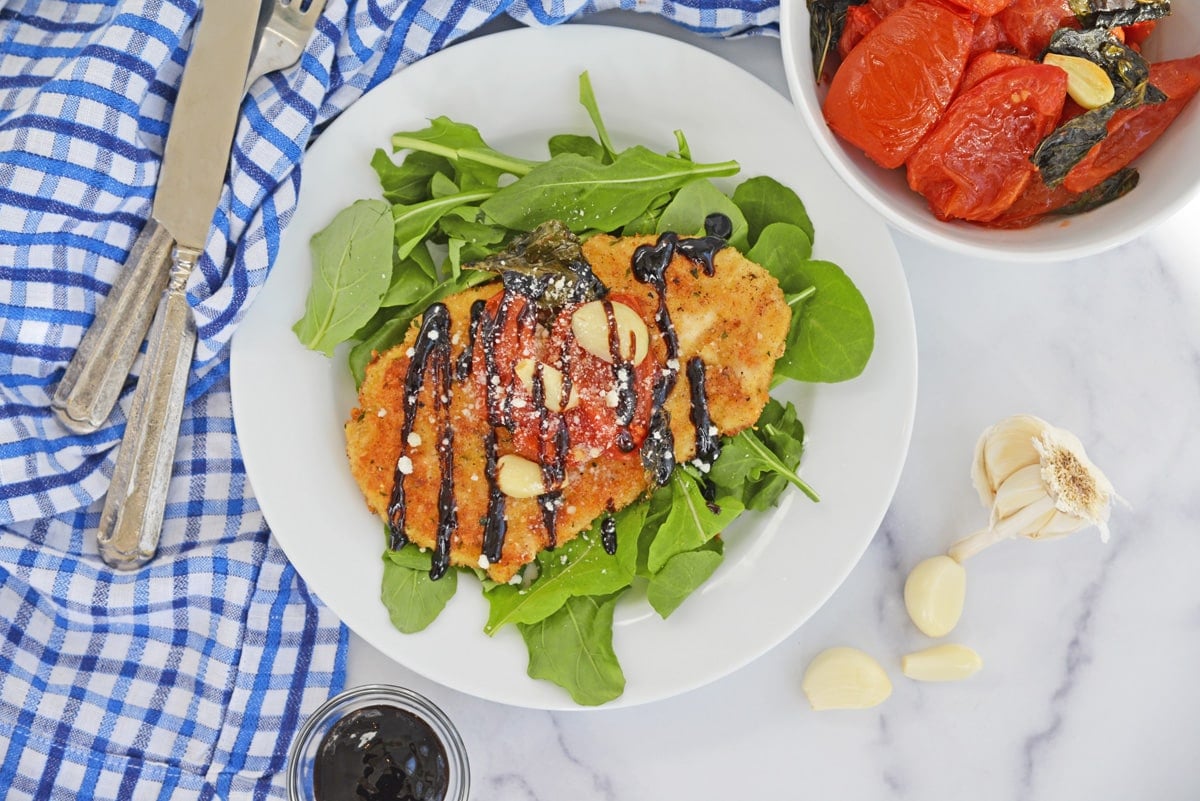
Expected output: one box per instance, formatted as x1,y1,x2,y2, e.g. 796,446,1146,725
287,684,470,801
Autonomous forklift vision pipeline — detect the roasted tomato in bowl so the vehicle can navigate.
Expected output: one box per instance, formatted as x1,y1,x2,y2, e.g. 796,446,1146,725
780,0,1200,261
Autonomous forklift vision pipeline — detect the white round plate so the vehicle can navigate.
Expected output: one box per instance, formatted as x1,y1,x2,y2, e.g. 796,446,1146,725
230,25,917,710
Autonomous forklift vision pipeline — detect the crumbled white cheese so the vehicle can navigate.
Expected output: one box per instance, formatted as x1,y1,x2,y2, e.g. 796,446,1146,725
376,408,387,418
407,432,422,447
396,456,414,475
478,554,490,569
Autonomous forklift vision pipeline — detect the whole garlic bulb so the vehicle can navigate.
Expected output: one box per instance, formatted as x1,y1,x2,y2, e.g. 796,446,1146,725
949,415,1117,562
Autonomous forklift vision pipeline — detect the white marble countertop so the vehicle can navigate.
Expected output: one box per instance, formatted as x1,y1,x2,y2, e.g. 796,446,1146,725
347,13,1200,800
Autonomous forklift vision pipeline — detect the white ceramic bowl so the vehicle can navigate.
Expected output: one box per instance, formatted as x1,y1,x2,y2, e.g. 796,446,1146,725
780,2,1200,261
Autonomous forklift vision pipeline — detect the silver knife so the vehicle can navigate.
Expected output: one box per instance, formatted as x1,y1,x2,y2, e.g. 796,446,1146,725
51,0,274,435
97,0,260,570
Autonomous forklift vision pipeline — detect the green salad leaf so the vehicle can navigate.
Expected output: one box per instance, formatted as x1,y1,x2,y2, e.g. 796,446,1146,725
292,198,394,356
646,537,725,619
381,545,459,634
520,592,626,706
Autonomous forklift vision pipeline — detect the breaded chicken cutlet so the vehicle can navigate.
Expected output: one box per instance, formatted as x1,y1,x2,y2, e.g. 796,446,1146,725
346,219,790,583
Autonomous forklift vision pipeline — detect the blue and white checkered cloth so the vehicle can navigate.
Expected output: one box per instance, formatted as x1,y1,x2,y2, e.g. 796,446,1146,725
0,0,777,797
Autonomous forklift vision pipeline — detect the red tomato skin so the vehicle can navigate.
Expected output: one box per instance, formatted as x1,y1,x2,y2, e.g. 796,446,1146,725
969,14,1007,56
995,0,1075,58
838,4,883,60
868,0,912,19
824,0,976,169
905,64,1068,221
960,51,1033,92
1064,55,1200,193
945,0,1012,16
1121,20,1158,48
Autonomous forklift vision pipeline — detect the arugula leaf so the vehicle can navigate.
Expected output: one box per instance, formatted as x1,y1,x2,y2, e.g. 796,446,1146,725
548,133,606,161
480,148,740,234
646,471,743,574
371,148,452,206
381,243,437,308
578,71,617,162
709,399,814,509
391,116,535,188
645,537,724,619
381,546,459,633
393,189,494,261
293,198,394,356
520,592,626,706
483,502,646,634
655,178,750,252
732,175,815,248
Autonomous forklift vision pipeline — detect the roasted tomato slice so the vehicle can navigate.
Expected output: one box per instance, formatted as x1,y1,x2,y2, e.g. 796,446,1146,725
969,14,1007,57
946,0,1011,16
960,51,1033,92
996,0,1076,58
824,0,975,169
906,63,1067,221
1064,55,1200,193
838,4,883,60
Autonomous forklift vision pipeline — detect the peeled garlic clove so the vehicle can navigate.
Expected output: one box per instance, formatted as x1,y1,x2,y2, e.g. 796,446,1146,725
802,647,892,711
972,414,1046,505
514,359,579,412
1043,52,1115,109
901,644,983,682
903,555,966,638
496,454,546,499
571,300,649,366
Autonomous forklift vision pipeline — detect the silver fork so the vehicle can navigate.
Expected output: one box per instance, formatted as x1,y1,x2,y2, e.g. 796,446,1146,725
52,0,327,436
243,0,326,94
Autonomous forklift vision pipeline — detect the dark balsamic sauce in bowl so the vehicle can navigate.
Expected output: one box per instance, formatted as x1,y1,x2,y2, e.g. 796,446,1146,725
314,704,449,801
288,685,469,801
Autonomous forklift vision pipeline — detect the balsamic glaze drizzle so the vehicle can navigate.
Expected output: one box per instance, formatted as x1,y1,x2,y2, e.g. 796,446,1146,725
387,303,452,554
387,214,732,578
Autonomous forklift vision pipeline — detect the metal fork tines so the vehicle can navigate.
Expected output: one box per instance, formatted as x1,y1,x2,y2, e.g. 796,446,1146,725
244,0,325,94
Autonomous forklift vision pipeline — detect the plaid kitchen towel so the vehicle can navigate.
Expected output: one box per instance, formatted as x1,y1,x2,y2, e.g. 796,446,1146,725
0,0,778,798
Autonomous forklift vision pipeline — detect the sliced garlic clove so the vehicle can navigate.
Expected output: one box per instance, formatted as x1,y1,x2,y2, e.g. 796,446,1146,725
514,359,579,412
901,644,983,682
801,647,892,711
571,300,650,366
496,454,546,499
972,414,1046,504
903,555,966,638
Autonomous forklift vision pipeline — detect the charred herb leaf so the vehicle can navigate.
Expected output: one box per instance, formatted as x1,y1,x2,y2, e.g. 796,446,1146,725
1054,167,1140,216
808,0,866,82
468,220,607,314
1068,0,1170,28
1033,28,1165,186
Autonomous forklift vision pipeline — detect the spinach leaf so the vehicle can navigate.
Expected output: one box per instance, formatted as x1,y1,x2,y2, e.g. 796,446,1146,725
381,546,459,633
732,175,815,247
519,592,625,706
709,399,815,509
482,502,646,634
293,198,394,356
645,537,724,619
646,470,743,574
480,148,740,235
749,227,874,383
655,178,750,252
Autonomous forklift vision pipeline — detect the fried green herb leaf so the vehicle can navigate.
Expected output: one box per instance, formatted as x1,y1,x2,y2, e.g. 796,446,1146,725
519,592,626,706
808,0,865,82
1034,27,1166,186
293,198,394,356
1068,0,1170,28
381,545,459,633
1054,166,1140,215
